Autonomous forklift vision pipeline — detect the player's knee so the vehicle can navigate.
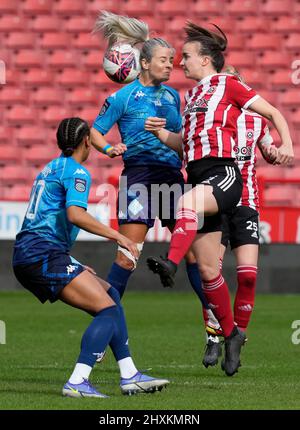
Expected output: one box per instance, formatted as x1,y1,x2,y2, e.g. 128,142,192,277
115,252,135,271
199,263,219,281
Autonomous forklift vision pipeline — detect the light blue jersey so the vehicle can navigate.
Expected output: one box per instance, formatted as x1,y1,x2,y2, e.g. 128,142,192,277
93,78,182,169
13,155,91,264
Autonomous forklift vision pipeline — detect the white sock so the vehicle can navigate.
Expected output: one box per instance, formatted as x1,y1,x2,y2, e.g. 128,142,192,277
68,363,92,384
118,357,138,379
207,308,221,329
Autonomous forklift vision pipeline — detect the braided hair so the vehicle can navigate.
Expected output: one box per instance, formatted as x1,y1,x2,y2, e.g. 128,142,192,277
56,117,90,157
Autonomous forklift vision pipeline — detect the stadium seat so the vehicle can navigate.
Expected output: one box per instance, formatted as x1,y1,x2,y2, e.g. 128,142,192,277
15,50,44,68
279,90,300,109
261,0,293,16
82,51,103,69
256,166,284,179
227,0,259,15
225,51,256,69
226,34,246,51
257,89,278,106
78,107,99,124
40,32,72,49
236,17,267,33
0,166,28,183
239,69,266,89
247,34,282,51
258,51,292,69
0,15,25,32
73,33,100,49
67,89,99,106
284,167,300,179
156,1,187,15
65,16,94,32
23,69,54,86
123,0,154,15
168,17,189,34
6,33,36,49
271,16,300,33
4,69,22,87
90,70,117,88
54,0,83,15
201,18,236,34
291,110,300,128
24,146,59,164
0,87,29,104
31,16,62,32
270,70,295,89
22,0,52,14
87,0,120,15
0,0,18,13
56,69,87,86
3,185,33,201
264,186,296,206
138,16,164,33
48,51,75,68
0,146,19,162
40,106,73,125
5,106,37,125
0,126,14,143
32,88,65,106
15,127,45,145
285,34,300,51
192,0,224,15
168,69,187,88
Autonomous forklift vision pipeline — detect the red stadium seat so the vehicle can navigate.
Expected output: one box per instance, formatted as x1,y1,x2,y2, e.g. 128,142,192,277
270,70,294,89
271,17,300,33
24,146,59,164
87,0,120,15
15,127,45,145
3,185,33,201
168,69,187,89
0,166,28,183
0,146,19,162
0,126,14,143
65,16,94,32
123,0,154,15
258,51,292,69
227,0,259,15
257,89,278,106
264,186,296,206
156,1,187,15
225,51,256,69
4,69,22,87
23,69,54,86
226,34,247,51
256,166,284,180
138,16,164,33
236,17,267,33
15,50,44,68
67,89,99,106
247,34,282,51
73,33,100,49
22,0,52,14
0,0,18,13
31,16,62,32
261,0,293,16
238,69,266,89
279,90,300,109
54,0,83,15
90,70,117,88
201,18,237,35
56,69,87,87
78,107,99,124
32,88,65,106
0,87,29,104
6,33,36,49
48,51,75,68
40,106,73,125
168,17,189,34
40,32,72,49
291,110,300,128
284,167,300,179
192,0,224,15
82,51,103,69
285,34,300,51
0,15,25,32
5,106,37,125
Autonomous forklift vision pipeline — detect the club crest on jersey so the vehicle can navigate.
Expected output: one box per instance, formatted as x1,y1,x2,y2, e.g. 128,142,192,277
75,178,86,192
246,130,254,140
206,86,217,94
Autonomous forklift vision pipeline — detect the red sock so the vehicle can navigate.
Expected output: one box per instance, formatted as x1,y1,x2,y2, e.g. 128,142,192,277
234,265,257,331
168,209,198,265
202,274,235,338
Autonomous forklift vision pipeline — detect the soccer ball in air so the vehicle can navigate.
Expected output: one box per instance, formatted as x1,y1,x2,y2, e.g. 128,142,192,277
103,44,141,84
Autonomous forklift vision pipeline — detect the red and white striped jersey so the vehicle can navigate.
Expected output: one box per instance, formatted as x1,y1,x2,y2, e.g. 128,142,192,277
235,110,273,211
182,73,260,164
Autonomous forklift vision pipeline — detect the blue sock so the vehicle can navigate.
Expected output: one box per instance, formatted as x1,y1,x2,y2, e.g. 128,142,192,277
107,287,130,361
77,305,118,367
107,262,133,299
186,263,210,309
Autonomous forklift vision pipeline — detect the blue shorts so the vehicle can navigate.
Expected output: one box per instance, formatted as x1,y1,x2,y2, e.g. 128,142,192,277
117,165,185,228
13,251,85,303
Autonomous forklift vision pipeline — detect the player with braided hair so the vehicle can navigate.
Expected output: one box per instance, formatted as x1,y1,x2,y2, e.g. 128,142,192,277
12,117,170,397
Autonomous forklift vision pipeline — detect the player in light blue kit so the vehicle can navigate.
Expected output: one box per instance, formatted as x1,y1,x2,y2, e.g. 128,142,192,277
12,117,170,397
91,12,216,332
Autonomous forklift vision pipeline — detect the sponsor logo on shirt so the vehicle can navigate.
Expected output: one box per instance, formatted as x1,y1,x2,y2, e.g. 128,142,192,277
73,169,87,175
134,90,146,99
74,178,87,192
99,99,110,116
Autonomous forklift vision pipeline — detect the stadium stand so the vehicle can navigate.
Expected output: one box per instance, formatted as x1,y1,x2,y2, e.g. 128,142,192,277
0,0,299,207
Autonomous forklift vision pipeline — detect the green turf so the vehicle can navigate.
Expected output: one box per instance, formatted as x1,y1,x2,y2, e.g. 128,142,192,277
0,291,300,410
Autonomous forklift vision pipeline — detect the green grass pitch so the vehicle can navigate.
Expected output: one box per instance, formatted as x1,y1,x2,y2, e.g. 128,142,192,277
0,291,300,410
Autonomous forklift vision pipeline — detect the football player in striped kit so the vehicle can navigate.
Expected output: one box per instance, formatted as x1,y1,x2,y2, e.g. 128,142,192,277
146,22,293,376
202,66,278,368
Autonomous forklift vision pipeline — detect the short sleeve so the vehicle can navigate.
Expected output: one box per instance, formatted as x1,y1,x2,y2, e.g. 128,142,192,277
92,92,125,135
227,76,260,110
173,91,182,133
62,168,91,210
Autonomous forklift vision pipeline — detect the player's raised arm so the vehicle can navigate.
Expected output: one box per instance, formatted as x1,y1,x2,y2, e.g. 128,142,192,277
144,117,183,157
90,127,127,158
